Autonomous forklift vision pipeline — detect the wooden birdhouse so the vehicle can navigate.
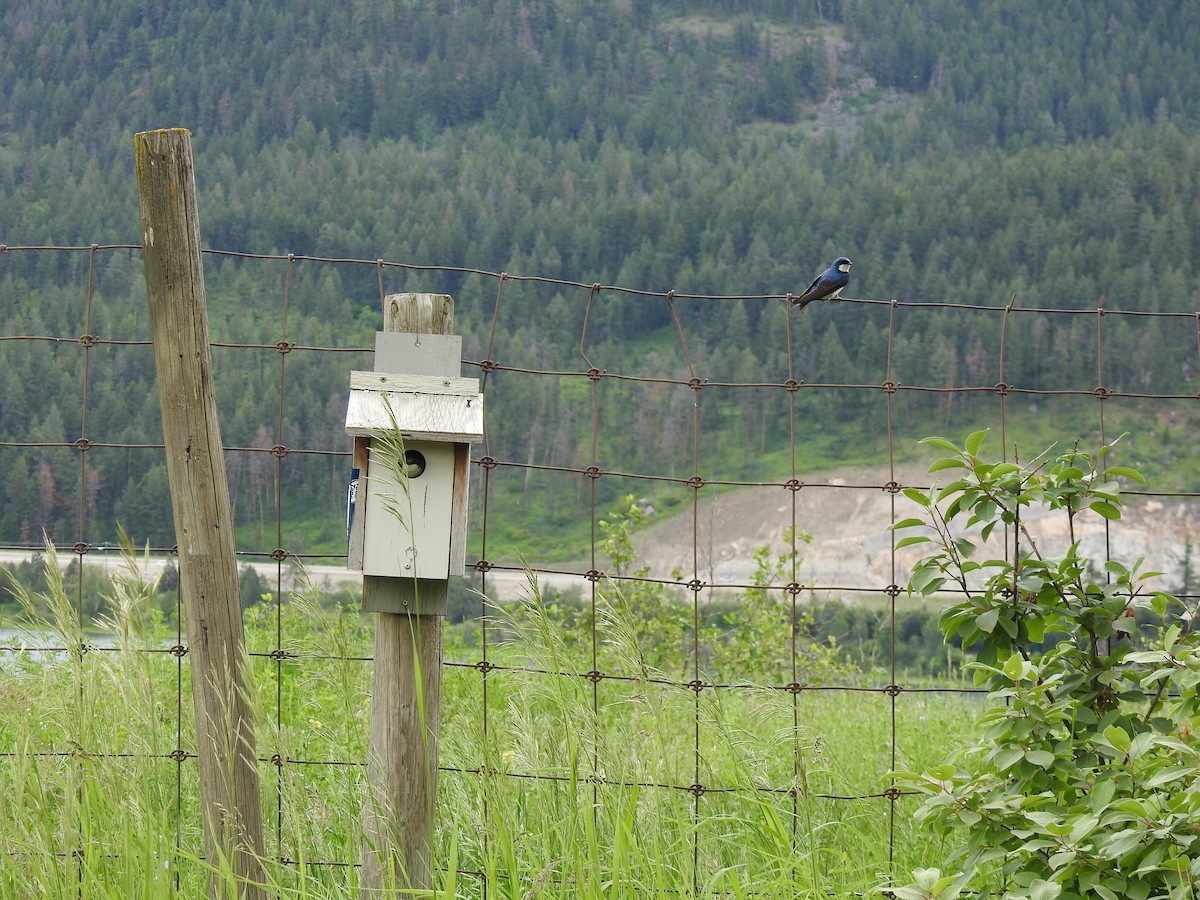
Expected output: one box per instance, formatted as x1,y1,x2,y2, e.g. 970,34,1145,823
344,329,482,606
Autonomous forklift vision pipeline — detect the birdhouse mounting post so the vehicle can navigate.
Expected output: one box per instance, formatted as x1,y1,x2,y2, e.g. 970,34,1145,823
348,293,481,895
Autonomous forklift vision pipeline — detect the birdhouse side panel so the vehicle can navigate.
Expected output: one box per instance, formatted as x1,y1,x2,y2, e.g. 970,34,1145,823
360,440,456,580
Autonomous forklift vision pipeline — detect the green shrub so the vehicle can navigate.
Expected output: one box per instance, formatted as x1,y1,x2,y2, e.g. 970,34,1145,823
885,432,1200,900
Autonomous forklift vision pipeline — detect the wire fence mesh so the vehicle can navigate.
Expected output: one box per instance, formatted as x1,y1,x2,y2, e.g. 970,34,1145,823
2,243,1199,896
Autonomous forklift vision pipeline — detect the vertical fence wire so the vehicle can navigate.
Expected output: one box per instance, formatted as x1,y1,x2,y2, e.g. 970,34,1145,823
272,253,294,865
79,244,98,893
1096,308,1112,661
784,297,802,866
690,385,701,899
475,268,509,893
883,297,899,872
2,244,1199,896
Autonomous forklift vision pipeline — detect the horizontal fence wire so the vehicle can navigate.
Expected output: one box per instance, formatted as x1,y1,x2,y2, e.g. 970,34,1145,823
2,243,1199,896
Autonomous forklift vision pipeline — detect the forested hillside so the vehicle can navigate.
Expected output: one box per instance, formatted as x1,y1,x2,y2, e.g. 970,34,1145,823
3,0,1200,554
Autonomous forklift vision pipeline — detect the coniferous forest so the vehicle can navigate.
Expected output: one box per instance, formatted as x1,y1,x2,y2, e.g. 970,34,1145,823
4,0,1200,555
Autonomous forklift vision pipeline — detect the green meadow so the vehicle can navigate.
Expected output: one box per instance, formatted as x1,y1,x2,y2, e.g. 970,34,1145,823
0,542,982,899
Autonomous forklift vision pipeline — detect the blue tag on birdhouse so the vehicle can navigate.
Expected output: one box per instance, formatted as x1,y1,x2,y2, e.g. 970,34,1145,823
346,467,360,543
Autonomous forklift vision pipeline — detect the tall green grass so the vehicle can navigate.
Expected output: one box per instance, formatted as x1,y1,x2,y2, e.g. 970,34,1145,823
0,551,979,897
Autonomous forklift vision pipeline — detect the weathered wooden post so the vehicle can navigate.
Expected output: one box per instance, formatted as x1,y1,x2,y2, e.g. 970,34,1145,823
346,294,481,895
134,128,267,899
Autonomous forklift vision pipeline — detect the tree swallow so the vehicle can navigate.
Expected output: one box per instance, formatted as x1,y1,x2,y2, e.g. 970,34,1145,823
792,257,852,309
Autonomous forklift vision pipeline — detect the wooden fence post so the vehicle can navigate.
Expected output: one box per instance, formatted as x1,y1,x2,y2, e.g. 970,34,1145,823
134,128,267,899
360,293,454,896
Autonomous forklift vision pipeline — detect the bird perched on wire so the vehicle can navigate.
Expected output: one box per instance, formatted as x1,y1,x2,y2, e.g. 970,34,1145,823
791,257,852,309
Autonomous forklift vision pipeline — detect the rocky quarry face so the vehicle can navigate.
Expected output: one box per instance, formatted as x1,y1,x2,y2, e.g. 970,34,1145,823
632,463,1200,602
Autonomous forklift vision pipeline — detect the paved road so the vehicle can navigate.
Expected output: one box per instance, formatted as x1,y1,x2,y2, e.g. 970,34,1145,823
0,549,583,600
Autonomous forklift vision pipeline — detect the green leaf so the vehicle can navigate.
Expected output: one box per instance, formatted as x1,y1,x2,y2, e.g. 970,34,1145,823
932,874,964,900
1069,814,1100,842
1090,499,1121,520
1113,798,1148,816
1144,766,1192,788
965,429,988,457
1103,724,1131,754
920,436,962,453
1002,651,1025,681
1163,623,1181,652
1048,849,1077,870
909,565,946,596
1090,778,1116,812
977,607,1000,634
1105,465,1146,484
890,517,927,531
993,746,1024,771
895,535,933,549
929,764,957,781
902,487,932,507
974,499,998,522
913,867,941,891
1025,749,1055,768
1100,829,1145,859
997,612,1018,638
1127,732,1153,760
929,456,967,472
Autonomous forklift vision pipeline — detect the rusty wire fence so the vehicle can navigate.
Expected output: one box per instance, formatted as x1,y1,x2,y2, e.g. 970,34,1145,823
2,243,1200,896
